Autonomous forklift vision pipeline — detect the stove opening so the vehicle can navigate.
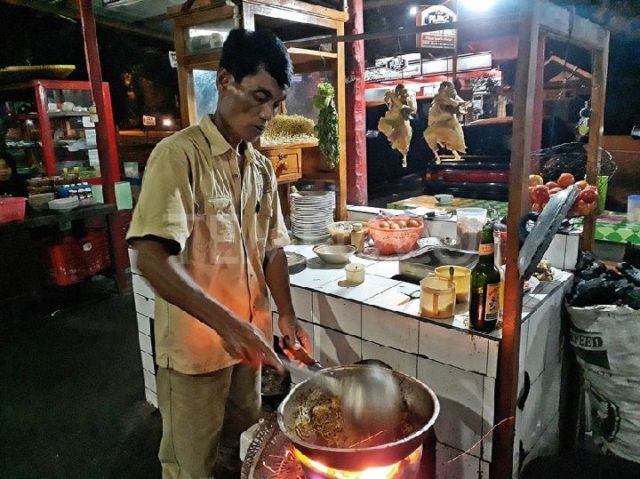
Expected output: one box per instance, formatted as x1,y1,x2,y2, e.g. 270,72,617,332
294,445,423,479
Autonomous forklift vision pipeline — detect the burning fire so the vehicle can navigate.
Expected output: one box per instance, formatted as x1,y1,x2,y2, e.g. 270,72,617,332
293,446,422,479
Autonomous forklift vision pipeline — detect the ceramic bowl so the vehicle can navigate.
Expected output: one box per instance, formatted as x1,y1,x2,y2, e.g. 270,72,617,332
313,244,357,264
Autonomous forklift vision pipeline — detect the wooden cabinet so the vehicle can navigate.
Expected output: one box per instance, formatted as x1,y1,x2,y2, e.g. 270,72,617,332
262,146,302,184
168,0,348,219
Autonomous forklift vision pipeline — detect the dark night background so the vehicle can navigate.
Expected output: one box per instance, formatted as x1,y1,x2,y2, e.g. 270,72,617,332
0,1,639,134
0,3,179,128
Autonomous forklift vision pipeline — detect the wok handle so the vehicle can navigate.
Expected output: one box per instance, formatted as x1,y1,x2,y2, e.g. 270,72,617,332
283,336,323,371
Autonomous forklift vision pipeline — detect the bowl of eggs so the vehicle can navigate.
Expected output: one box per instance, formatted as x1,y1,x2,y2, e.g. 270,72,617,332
368,216,424,255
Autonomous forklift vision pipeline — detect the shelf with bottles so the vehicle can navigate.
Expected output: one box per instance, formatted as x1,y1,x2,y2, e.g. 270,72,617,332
3,104,99,179
4,140,41,149
0,80,117,180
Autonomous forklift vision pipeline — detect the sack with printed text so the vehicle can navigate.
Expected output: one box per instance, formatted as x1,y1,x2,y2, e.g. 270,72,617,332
568,304,640,463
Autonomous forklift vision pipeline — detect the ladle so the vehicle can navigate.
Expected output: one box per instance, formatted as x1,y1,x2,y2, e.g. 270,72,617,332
282,336,402,434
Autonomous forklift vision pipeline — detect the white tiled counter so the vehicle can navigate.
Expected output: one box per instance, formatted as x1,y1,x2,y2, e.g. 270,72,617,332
275,244,573,479
347,205,581,271
129,242,572,479
129,248,158,408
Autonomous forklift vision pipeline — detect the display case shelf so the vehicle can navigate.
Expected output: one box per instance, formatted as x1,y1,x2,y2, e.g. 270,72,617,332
0,79,118,179
48,112,93,118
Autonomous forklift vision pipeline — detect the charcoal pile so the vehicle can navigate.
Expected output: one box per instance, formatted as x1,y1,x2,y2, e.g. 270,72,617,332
567,250,640,463
532,142,617,183
567,251,640,309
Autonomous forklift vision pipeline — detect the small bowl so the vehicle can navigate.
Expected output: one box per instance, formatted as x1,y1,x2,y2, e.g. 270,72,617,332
328,221,368,245
313,244,357,264
435,194,453,205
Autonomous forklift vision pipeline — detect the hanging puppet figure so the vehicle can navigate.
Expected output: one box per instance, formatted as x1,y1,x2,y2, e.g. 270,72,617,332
424,81,469,164
377,84,417,167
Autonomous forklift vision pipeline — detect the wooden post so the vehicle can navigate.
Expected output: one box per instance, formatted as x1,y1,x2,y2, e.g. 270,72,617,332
335,21,348,220
78,0,118,205
78,0,129,292
581,36,609,251
33,82,56,176
451,0,458,83
345,0,367,206
491,3,539,478
531,33,546,153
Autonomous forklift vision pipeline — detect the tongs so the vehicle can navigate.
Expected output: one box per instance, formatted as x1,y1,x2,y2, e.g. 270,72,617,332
282,336,323,372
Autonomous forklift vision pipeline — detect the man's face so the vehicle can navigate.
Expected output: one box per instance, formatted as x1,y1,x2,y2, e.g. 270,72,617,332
216,68,287,143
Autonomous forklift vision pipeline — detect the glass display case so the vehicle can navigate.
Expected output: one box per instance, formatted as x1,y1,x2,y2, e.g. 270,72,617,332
0,79,119,181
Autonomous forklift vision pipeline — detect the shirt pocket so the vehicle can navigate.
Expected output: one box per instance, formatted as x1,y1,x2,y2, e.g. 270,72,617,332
191,196,237,265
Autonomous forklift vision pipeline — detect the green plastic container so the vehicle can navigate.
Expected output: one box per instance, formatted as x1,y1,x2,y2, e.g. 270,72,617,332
597,175,609,213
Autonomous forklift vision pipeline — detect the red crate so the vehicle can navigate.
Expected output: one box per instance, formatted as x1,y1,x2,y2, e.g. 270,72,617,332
47,230,111,286
0,197,27,224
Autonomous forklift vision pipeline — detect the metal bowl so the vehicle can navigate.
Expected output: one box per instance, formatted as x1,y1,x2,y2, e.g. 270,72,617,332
277,365,440,470
313,244,356,264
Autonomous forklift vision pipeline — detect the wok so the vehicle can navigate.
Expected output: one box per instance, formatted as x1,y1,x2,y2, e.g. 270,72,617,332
276,365,440,471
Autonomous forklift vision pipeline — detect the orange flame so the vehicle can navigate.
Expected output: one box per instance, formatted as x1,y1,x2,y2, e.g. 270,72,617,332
293,446,422,479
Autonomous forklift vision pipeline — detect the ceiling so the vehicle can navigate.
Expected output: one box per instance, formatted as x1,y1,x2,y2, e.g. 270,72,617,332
2,0,186,41
96,0,183,22
6,0,639,45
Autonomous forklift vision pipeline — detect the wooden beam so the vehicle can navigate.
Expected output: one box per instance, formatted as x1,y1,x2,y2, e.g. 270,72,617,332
167,0,235,17
285,15,520,48
363,0,407,10
581,32,610,251
242,0,343,30
246,0,348,23
539,0,608,51
170,4,236,28
492,3,540,478
132,12,168,25
0,0,172,41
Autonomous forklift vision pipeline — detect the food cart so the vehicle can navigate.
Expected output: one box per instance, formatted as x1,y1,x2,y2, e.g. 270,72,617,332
128,1,610,478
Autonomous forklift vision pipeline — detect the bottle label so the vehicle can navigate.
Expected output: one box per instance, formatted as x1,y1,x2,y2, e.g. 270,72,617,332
479,243,494,256
474,282,500,322
484,283,500,321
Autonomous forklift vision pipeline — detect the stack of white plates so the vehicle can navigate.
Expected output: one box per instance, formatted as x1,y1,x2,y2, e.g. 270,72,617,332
290,191,334,242
48,196,79,214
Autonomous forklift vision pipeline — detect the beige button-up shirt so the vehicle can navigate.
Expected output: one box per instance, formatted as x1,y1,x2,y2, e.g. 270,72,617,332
127,115,290,374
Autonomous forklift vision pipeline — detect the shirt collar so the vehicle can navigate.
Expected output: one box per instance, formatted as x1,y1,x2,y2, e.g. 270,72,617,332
200,114,233,156
200,115,256,164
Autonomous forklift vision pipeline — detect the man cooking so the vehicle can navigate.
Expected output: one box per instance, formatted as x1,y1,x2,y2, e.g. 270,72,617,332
127,29,310,479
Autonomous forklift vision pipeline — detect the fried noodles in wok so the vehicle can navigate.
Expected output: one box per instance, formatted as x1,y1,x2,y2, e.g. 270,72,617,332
292,388,417,449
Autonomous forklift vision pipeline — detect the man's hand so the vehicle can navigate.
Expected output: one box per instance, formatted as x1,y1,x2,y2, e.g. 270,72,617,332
278,314,311,355
218,317,284,373
134,239,283,373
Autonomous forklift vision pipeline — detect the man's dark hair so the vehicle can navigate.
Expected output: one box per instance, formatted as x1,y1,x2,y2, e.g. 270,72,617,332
220,29,293,89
